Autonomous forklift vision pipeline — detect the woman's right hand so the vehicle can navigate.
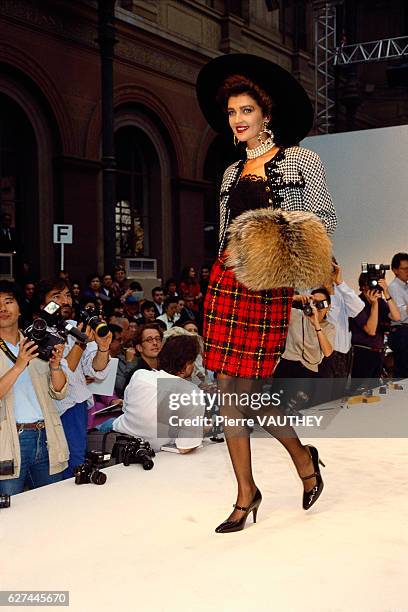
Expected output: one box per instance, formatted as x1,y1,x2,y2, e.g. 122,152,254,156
15,337,39,371
366,289,380,305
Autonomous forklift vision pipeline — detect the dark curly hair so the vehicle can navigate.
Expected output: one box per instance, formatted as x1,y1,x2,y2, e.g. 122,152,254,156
217,74,273,116
158,335,199,375
216,74,284,145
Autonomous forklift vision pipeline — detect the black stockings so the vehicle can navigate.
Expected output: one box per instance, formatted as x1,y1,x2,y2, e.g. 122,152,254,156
217,374,316,521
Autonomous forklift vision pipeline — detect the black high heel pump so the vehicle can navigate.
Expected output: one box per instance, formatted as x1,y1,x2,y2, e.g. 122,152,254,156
301,445,325,510
215,488,262,533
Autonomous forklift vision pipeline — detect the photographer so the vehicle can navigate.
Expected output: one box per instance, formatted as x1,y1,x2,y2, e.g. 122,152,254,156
388,252,408,378
274,288,335,411
319,260,365,400
350,273,400,391
0,281,69,495
35,279,112,478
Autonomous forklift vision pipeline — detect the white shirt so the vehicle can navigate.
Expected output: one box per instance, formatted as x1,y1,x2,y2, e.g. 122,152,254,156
156,313,175,330
113,369,204,452
388,277,408,325
327,282,365,353
56,322,110,415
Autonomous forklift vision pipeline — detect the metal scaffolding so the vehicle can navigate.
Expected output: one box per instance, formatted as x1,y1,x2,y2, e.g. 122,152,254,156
334,35,408,65
313,1,339,134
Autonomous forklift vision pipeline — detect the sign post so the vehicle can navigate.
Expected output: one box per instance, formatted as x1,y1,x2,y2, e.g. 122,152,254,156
53,225,73,270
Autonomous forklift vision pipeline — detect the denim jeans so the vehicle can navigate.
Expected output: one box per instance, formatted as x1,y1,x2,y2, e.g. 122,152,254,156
60,401,89,479
0,428,63,496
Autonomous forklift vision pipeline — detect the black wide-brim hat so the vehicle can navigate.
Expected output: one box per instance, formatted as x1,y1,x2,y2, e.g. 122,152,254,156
196,53,314,145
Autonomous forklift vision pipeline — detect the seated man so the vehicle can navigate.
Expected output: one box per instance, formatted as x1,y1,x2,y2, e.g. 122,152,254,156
156,296,178,330
138,300,157,325
122,323,164,393
176,294,198,327
109,336,205,453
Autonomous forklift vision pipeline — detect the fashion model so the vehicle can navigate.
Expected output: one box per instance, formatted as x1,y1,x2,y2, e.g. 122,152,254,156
196,54,337,533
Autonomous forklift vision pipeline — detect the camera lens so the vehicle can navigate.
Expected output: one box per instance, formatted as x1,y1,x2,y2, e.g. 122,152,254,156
142,459,154,470
0,494,11,508
93,321,110,338
303,305,313,317
90,470,107,485
31,318,47,341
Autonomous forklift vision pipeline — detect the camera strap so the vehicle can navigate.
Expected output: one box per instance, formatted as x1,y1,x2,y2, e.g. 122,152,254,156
0,338,17,364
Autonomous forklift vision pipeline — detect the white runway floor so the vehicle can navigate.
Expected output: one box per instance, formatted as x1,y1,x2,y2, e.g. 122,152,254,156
1,433,407,612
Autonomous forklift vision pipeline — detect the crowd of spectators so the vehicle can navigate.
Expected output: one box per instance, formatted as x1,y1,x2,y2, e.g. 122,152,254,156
1,253,408,495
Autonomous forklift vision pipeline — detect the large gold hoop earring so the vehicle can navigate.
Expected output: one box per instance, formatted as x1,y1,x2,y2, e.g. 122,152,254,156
257,120,274,145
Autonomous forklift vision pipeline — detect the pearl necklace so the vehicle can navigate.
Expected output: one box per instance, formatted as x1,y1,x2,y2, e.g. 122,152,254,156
246,137,275,159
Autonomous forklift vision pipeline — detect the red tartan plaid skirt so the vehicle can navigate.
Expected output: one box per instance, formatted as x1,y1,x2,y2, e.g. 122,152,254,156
203,254,293,378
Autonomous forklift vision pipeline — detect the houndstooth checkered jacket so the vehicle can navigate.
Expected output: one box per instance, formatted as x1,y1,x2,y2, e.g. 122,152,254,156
218,146,337,256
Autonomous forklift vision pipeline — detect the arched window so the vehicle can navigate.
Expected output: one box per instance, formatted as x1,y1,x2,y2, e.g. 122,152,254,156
115,126,156,258
0,93,38,277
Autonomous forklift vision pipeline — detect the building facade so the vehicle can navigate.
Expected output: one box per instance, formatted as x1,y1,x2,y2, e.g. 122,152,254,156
0,0,407,283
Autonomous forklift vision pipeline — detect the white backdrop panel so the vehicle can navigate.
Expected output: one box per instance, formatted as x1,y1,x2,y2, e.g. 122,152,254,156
303,124,408,289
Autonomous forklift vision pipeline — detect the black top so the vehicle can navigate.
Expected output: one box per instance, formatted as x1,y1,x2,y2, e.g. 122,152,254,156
349,293,390,349
228,174,276,223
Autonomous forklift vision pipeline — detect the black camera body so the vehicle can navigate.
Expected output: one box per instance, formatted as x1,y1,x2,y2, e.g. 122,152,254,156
292,299,329,317
24,301,88,361
0,494,11,508
74,449,111,485
24,319,65,361
78,306,110,338
361,262,390,291
112,436,155,470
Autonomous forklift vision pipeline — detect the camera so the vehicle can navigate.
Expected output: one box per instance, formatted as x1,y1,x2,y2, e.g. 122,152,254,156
0,494,11,508
74,449,111,485
24,301,88,361
292,299,329,317
78,306,110,338
361,262,390,291
112,436,155,470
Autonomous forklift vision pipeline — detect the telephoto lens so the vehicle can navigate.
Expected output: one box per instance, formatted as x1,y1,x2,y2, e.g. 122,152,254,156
0,494,11,508
79,307,110,337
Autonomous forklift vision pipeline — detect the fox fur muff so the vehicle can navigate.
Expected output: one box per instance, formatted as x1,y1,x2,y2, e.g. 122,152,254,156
225,209,333,290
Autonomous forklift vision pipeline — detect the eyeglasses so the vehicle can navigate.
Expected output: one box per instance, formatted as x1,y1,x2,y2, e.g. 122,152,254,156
141,336,162,344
